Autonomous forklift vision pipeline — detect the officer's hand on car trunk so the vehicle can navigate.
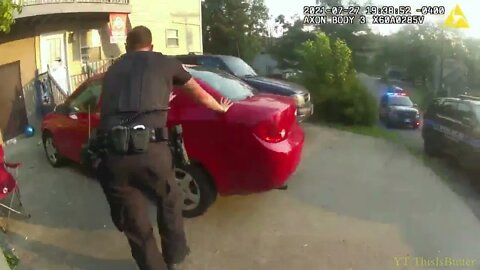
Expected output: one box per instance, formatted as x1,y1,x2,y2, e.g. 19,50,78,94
219,97,233,113
181,78,233,114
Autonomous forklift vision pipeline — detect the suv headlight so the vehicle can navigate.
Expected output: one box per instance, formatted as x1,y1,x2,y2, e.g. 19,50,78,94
293,94,305,106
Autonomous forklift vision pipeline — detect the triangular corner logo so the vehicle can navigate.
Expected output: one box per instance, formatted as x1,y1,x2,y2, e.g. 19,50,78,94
444,4,469,28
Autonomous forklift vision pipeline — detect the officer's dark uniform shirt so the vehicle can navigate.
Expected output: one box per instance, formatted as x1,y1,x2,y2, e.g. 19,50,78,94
99,51,192,130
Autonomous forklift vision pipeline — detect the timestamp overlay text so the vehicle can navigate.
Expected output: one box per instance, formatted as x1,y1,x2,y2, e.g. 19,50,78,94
302,5,446,25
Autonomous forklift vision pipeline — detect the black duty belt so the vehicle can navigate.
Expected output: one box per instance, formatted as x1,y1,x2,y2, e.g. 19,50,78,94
95,126,170,155
98,126,168,142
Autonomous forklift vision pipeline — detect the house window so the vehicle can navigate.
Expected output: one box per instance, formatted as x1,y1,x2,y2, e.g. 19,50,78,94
166,29,179,47
79,29,102,64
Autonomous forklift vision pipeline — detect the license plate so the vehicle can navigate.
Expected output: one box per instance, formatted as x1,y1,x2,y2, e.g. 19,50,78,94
404,119,411,123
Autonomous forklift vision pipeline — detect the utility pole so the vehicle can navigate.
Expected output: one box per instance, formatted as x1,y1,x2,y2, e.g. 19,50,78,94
439,29,445,96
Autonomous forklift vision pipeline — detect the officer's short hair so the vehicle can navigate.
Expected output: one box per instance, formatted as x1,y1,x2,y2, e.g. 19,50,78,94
126,26,152,50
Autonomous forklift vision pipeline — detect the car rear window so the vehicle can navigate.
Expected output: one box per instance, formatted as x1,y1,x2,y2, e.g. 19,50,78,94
388,96,413,106
221,56,257,77
188,68,255,101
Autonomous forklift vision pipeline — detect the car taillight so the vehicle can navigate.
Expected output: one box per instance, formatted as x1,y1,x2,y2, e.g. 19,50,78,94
253,107,295,143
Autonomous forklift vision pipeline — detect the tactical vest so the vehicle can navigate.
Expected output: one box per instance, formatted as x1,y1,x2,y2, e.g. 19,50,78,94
101,51,171,117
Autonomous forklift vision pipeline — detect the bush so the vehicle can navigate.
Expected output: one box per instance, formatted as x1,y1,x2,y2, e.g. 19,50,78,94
311,75,377,125
297,32,377,126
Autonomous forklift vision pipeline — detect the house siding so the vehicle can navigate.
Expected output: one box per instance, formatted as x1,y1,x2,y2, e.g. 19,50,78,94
129,0,202,55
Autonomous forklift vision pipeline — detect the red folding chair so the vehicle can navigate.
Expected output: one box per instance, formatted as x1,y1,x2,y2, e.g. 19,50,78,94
0,144,30,232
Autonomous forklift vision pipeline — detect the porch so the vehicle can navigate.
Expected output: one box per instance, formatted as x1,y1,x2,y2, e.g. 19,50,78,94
70,58,115,90
13,0,131,19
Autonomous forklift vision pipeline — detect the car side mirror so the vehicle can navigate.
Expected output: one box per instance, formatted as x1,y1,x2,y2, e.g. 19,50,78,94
413,103,418,107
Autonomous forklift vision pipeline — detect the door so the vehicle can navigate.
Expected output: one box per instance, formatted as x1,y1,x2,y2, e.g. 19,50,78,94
455,102,476,165
168,80,224,163
0,61,28,141
40,33,70,94
61,80,102,162
436,100,459,155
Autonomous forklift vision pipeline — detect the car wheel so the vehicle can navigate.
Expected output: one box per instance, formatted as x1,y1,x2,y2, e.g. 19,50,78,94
424,138,441,157
42,131,66,167
174,163,217,218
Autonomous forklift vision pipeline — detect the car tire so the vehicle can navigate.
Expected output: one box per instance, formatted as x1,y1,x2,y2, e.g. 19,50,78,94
174,163,217,218
424,138,441,157
42,131,66,167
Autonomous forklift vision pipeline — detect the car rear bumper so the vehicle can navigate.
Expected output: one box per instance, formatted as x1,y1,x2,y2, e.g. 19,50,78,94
388,116,420,127
220,125,305,195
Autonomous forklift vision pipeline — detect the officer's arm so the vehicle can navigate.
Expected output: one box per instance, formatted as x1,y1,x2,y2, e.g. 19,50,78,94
182,79,228,113
172,61,227,113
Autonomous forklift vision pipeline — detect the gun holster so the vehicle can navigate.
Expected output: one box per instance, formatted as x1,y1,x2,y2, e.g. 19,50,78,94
169,125,190,166
82,131,109,170
108,125,168,155
109,125,148,154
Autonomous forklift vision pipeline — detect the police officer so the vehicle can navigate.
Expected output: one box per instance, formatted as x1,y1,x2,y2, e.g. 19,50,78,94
96,26,232,270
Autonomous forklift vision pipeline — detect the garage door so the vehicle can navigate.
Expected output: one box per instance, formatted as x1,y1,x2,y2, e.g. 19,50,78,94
0,61,28,141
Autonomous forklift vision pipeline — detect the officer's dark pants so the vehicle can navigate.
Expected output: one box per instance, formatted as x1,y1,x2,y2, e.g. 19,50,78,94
97,142,189,270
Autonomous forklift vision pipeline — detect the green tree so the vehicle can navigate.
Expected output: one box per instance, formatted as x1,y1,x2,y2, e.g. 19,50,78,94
297,32,377,125
202,0,269,63
315,0,372,50
269,16,316,69
373,22,471,82
0,0,21,33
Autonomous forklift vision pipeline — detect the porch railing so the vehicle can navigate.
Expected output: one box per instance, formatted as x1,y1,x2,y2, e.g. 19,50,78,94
13,0,129,6
70,58,116,90
37,72,69,105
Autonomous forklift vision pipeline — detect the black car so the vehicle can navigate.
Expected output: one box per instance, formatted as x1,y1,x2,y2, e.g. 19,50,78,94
175,54,313,122
422,95,480,170
379,93,420,128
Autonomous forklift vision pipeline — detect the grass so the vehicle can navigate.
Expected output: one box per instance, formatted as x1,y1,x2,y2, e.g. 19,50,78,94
3,249,19,269
322,122,400,142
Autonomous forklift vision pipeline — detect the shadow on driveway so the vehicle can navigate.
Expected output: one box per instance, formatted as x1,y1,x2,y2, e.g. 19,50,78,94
288,124,480,262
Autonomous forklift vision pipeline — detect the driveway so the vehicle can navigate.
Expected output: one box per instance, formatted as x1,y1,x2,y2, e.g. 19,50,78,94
1,122,480,270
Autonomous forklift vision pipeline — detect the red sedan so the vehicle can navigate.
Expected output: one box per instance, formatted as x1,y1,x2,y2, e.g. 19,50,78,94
41,66,304,217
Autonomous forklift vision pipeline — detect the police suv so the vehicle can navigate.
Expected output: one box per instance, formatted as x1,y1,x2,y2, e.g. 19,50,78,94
379,93,421,128
422,95,480,170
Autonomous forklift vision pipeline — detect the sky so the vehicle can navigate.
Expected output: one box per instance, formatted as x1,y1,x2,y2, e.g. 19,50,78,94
263,0,480,38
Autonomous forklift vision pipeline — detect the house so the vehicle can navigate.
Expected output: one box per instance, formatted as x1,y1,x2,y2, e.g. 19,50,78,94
0,0,202,140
